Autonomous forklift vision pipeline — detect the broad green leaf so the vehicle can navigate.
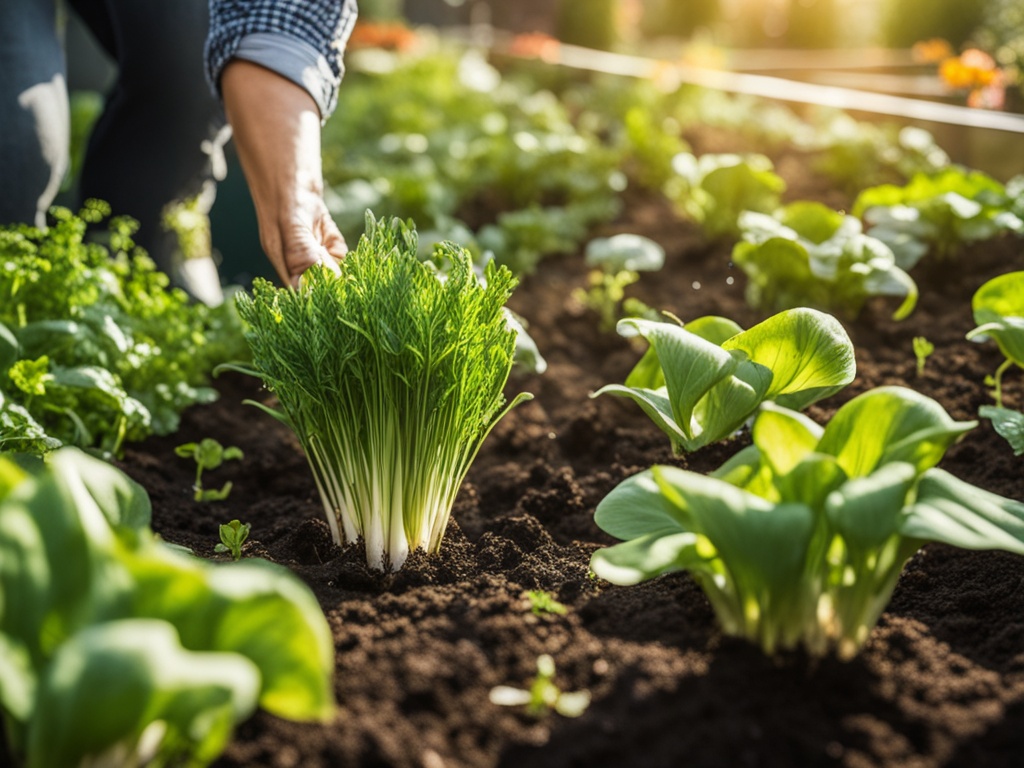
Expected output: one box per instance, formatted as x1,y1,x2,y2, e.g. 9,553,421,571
979,405,1024,455
2,457,133,653
774,453,847,512
686,356,772,449
777,201,844,244
969,271,1024,366
751,402,824,476
47,448,151,533
652,467,815,628
590,531,702,585
618,318,740,435
0,499,51,678
710,444,767,488
853,183,904,216
606,318,753,449
28,619,260,768
589,385,688,449
129,551,336,722
684,315,744,346
724,308,855,407
902,468,1024,554
816,387,975,478
622,345,664,390
0,632,34,722
862,261,918,321
825,462,917,552
593,469,689,541
650,465,779,540
732,237,816,309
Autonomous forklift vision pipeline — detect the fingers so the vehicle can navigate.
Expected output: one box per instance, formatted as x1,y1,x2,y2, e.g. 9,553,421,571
316,212,348,262
279,208,347,288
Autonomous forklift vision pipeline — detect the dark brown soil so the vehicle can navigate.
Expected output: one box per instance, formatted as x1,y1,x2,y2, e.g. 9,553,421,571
120,152,1024,767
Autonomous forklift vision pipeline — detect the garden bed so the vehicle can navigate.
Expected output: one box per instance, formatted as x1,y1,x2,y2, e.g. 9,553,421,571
121,153,1024,767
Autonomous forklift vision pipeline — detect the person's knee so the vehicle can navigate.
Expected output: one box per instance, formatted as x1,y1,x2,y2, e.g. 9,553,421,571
0,73,70,227
0,2,69,227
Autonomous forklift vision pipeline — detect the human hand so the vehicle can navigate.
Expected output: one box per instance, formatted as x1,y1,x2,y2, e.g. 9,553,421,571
221,60,345,287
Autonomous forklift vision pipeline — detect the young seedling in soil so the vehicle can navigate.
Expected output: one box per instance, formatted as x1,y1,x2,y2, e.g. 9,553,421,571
230,213,531,571
525,590,567,616
215,519,251,561
174,438,243,502
489,655,590,718
913,336,934,376
594,307,855,454
574,234,664,331
967,270,1024,454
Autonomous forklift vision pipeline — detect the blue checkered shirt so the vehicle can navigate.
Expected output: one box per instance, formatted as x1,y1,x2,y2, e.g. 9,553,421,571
207,0,358,119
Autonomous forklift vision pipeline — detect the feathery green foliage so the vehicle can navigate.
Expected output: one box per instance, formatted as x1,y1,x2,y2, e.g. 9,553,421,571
232,214,531,571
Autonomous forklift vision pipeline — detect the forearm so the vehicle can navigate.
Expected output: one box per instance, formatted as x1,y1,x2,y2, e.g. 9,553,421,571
221,60,344,286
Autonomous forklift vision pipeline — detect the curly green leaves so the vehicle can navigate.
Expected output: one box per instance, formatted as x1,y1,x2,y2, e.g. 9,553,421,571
593,308,855,454
235,214,531,571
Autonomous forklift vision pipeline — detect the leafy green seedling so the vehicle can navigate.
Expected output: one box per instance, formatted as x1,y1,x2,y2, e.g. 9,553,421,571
575,234,665,331
912,336,934,376
733,201,918,321
488,655,590,718
215,519,251,561
594,308,855,454
967,270,1024,409
666,152,786,238
175,438,244,502
979,406,1024,455
525,590,567,616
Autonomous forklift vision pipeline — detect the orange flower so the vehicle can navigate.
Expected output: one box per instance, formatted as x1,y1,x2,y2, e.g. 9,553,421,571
348,22,417,51
939,49,1000,90
508,32,561,62
912,38,953,64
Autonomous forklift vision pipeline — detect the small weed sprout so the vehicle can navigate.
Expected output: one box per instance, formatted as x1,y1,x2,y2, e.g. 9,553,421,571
575,234,665,331
215,519,251,560
525,590,567,616
913,336,934,376
489,655,590,718
175,438,243,502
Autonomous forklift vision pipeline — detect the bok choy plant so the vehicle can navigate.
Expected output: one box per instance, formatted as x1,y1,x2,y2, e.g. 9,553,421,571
591,387,1024,659
592,308,855,454
0,448,334,768
853,167,1023,265
733,201,919,321
665,152,786,239
231,214,531,571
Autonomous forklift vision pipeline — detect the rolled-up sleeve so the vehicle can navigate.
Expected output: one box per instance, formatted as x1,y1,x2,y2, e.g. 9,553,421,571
206,0,358,120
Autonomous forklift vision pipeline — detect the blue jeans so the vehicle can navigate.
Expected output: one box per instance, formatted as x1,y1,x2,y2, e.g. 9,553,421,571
0,0,224,281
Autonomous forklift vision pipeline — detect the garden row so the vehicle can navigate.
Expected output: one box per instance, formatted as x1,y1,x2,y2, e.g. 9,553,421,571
2,40,1024,767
